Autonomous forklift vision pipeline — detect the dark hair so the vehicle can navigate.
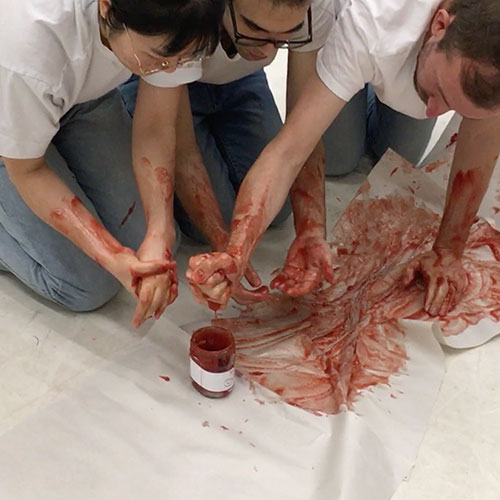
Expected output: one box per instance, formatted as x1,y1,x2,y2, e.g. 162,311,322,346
439,0,500,109
106,0,226,56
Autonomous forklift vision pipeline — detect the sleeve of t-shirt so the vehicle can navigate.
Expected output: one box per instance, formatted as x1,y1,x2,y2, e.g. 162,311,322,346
316,2,376,102
142,63,203,88
292,0,335,53
0,66,63,159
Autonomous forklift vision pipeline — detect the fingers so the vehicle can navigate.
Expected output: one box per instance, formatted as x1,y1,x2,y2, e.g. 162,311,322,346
133,282,154,328
232,284,269,305
322,257,335,285
244,262,262,288
402,259,419,287
426,276,447,316
132,267,179,327
187,252,236,285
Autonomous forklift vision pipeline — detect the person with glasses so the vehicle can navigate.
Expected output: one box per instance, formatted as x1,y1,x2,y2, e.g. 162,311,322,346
121,0,334,300
187,0,500,319
0,0,224,327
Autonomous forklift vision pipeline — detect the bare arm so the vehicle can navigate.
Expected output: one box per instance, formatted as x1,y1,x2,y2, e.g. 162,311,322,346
129,80,183,326
132,79,180,251
287,50,327,240
405,115,500,315
174,86,228,251
187,70,345,308
226,70,344,274
435,116,500,254
3,156,168,293
270,50,335,295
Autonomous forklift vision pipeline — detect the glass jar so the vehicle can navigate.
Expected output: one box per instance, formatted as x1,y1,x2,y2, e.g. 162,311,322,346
189,326,236,398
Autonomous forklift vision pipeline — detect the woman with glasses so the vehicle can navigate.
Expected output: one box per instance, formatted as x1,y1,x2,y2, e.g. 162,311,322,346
0,0,224,327
121,0,334,301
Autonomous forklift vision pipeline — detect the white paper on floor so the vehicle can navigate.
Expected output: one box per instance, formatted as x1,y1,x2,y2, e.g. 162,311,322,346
360,145,500,349
0,317,444,500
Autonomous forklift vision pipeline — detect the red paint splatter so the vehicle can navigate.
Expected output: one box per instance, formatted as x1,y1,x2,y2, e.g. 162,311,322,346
120,201,137,227
408,186,415,195
494,207,500,214
424,160,447,173
390,167,399,177
212,190,500,415
220,425,229,431
356,180,371,195
159,376,170,382
446,133,458,148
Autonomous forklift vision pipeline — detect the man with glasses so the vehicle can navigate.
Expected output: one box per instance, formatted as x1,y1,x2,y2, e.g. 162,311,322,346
121,0,334,297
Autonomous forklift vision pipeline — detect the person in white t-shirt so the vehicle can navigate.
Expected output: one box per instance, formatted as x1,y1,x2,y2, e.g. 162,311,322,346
187,0,500,318
120,0,335,301
0,0,224,327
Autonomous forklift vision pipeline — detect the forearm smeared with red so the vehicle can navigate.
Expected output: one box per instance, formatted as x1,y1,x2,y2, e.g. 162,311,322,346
187,71,346,309
175,88,229,251
3,159,169,296
404,116,500,315
130,81,181,326
270,143,335,295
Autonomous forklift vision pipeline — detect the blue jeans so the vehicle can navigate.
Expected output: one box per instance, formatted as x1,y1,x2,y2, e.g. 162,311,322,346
120,71,291,243
0,89,179,311
323,86,437,176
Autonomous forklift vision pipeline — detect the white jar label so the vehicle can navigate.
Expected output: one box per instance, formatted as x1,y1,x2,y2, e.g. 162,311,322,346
190,359,235,393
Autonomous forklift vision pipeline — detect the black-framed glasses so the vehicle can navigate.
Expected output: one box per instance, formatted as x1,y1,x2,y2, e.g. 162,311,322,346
228,0,312,48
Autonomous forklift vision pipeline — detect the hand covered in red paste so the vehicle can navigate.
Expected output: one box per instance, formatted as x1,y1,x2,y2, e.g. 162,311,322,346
108,248,173,299
270,235,335,296
132,238,178,328
403,248,467,317
187,252,268,310
212,231,264,299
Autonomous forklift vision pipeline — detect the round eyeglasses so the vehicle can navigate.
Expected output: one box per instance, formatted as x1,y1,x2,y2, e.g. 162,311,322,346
123,24,206,75
228,0,313,49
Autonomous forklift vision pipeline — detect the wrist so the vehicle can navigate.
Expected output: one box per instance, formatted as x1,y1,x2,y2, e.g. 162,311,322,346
294,219,326,239
208,228,229,252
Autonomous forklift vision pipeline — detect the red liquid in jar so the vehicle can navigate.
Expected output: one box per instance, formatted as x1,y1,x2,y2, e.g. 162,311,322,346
190,326,235,399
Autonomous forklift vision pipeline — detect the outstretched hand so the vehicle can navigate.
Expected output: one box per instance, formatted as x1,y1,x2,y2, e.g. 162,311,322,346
270,235,335,296
403,248,467,316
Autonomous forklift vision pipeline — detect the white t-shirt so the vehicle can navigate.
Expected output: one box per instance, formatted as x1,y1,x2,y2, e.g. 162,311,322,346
150,0,336,88
317,0,442,119
0,0,198,159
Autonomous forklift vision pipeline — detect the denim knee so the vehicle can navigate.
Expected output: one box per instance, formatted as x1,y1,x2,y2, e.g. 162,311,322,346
48,267,121,312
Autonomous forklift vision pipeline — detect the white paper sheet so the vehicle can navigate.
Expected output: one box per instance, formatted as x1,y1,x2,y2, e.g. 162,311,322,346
356,146,500,349
0,316,444,500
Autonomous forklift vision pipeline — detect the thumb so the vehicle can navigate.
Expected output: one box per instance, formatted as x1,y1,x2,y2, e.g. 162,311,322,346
320,250,335,284
402,261,418,287
244,261,262,287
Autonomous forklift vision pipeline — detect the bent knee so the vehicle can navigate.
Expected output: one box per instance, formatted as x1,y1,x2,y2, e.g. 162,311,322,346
45,269,120,312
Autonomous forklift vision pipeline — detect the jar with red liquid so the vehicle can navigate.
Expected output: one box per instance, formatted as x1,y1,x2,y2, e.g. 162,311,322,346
189,326,236,398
